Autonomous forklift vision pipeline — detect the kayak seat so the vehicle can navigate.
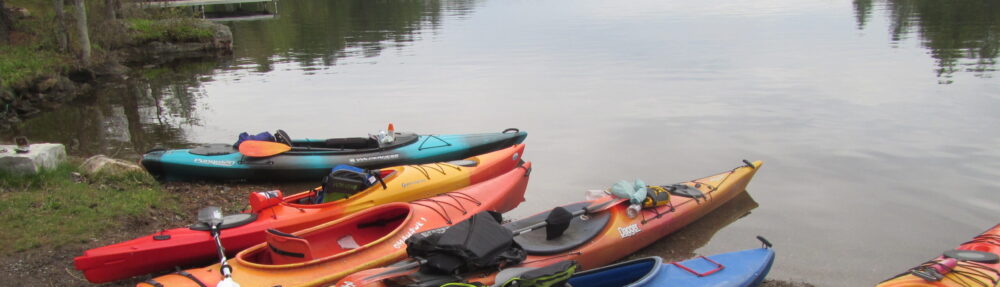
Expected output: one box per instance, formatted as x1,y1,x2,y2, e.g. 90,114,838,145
265,229,314,264
504,202,611,255
275,129,293,146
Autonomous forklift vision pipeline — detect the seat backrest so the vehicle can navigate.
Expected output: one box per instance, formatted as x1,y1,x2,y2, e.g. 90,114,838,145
265,229,314,264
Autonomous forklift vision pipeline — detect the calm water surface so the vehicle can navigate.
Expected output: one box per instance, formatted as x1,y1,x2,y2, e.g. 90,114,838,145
15,0,1000,285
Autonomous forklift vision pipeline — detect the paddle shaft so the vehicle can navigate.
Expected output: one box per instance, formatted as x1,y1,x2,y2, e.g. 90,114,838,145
210,225,234,278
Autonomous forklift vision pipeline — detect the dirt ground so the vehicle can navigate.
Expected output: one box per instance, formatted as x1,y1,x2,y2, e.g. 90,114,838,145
0,182,816,287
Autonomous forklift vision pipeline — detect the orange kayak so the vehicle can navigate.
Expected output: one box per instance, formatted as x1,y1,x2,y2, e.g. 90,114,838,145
337,160,763,287
877,223,1000,287
77,144,526,283
137,160,532,287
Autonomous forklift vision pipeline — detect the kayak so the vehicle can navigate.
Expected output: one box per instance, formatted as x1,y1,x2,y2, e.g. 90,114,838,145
877,223,1000,287
142,129,527,181
566,239,775,287
336,160,763,287
75,144,527,283
137,160,533,287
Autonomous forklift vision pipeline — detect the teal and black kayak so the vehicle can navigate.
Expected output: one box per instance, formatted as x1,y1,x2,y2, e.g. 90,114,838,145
140,129,527,181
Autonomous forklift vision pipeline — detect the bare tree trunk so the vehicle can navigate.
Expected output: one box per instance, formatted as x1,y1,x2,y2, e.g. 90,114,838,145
73,0,90,65
103,0,117,19
0,0,10,45
53,0,68,52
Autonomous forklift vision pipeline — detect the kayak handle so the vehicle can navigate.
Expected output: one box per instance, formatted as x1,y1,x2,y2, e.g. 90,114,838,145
672,256,725,277
503,128,520,134
757,235,773,248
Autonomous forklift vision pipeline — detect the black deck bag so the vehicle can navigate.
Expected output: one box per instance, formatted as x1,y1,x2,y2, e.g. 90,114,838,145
405,211,526,275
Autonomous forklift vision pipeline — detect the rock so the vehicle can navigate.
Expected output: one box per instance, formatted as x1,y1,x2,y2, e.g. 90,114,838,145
0,143,67,175
34,77,59,93
79,155,144,176
9,7,30,19
71,172,85,183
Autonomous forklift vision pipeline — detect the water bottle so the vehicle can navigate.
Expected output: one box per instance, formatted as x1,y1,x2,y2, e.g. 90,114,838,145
626,203,641,219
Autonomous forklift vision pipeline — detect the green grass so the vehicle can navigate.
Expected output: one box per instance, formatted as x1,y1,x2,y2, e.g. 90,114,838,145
0,45,72,89
127,18,215,44
0,163,178,255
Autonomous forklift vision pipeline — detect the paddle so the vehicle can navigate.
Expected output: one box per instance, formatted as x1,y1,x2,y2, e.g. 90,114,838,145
238,140,291,157
197,206,240,287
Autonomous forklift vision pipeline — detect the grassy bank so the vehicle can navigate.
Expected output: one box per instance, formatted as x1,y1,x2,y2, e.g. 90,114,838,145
0,163,178,255
0,45,72,89
0,1,215,90
127,18,215,44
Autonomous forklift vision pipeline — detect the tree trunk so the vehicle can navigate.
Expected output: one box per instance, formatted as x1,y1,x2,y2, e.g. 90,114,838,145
0,0,10,45
53,0,68,52
73,0,90,65
103,0,116,19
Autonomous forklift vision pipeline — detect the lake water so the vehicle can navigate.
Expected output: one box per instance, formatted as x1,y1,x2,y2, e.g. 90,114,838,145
13,0,1000,285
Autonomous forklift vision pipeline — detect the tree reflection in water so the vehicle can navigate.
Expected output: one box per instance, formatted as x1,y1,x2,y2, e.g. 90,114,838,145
854,0,999,83
14,0,468,156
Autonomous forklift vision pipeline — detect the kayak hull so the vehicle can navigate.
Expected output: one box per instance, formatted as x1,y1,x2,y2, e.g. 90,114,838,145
567,247,775,287
75,145,526,283
138,161,532,287
142,131,527,181
877,223,1000,287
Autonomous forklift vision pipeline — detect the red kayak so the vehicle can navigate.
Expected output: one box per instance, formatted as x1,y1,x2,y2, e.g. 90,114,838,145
137,161,533,287
75,145,527,283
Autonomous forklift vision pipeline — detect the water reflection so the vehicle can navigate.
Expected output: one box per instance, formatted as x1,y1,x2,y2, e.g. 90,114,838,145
630,192,760,262
17,59,217,158
15,0,471,155
223,0,477,70
855,0,1000,83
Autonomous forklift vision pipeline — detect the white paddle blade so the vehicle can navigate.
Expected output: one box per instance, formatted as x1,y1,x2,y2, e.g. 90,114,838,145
217,277,240,287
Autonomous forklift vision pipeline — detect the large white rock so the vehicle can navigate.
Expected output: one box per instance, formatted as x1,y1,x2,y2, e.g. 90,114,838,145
0,143,67,175
79,155,144,176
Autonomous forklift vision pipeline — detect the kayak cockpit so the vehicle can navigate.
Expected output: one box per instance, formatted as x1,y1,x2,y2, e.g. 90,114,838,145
239,204,412,265
565,257,662,287
286,132,419,153
280,168,399,207
503,202,612,255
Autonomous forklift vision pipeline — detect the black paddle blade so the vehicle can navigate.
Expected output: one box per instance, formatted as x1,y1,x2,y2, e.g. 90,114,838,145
197,206,223,226
545,207,575,240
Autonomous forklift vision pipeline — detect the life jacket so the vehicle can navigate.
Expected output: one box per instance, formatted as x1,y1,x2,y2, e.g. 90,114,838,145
406,211,526,275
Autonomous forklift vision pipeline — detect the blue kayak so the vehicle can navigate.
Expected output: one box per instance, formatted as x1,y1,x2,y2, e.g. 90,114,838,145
567,242,775,287
141,129,527,181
